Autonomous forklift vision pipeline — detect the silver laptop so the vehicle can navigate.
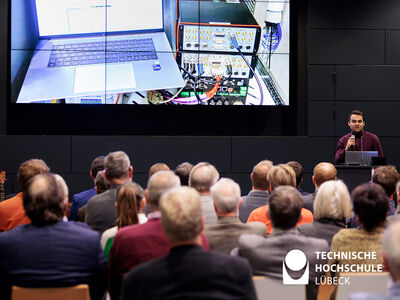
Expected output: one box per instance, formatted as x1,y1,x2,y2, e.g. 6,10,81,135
17,0,184,103
345,151,378,165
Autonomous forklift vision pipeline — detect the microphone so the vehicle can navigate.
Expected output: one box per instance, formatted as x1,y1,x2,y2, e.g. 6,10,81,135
349,134,355,151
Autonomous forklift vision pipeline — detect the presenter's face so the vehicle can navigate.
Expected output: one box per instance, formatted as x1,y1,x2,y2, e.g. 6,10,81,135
348,114,365,133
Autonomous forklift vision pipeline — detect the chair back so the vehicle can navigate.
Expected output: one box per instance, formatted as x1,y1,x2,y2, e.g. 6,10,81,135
335,272,389,300
253,276,306,300
11,284,90,300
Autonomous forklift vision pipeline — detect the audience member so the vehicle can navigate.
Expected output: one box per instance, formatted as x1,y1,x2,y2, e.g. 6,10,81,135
101,182,147,259
143,162,171,216
0,159,49,231
68,156,104,221
85,151,132,234
329,183,388,274
287,161,309,196
108,170,209,300
298,180,353,246
204,178,266,254
0,173,106,300
247,164,313,235
149,163,170,178
239,160,273,223
174,162,193,186
121,186,257,300
189,162,219,225
349,221,400,300
303,162,337,213
78,171,111,222
235,186,329,299
373,165,399,216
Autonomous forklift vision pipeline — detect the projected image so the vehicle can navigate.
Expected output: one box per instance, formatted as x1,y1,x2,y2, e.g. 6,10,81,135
11,0,290,105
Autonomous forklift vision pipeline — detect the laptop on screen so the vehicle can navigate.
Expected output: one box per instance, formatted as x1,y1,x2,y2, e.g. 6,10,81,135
17,0,184,103
345,151,379,166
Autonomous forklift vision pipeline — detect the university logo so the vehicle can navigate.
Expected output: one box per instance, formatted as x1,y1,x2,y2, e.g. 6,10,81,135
283,249,309,285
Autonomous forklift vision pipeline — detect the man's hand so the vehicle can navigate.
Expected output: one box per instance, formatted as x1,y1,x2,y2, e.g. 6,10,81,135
345,136,355,151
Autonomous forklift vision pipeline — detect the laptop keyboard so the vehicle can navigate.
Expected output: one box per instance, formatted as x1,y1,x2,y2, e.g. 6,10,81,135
47,38,158,67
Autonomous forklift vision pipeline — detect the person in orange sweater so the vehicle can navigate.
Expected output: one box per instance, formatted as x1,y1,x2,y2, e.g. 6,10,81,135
247,164,313,235
0,159,49,231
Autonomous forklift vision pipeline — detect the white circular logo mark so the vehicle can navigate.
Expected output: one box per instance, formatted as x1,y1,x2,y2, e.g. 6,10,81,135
285,249,307,271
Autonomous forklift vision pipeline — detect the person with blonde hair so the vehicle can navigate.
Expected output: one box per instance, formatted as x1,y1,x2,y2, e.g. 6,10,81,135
101,182,147,259
121,187,256,300
298,180,352,246
247,164,313,235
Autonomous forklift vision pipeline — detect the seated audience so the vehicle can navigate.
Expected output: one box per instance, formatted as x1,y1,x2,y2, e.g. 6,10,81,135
373,165,399,216
108,170,209,300
239,160,273,223
204,178,266,254
303,162,337,213
189,162,219,225
0,159,49,231
330,183,389,273
101,182,147,259
68,156,104,221
85,151,133,234
0,173,106,300
287,161,309,196
78,171,110,222
174,161,193,186
247,164,313,235
235,186,329,299
349,220,400,300
121,186,256,300
298,180,353,246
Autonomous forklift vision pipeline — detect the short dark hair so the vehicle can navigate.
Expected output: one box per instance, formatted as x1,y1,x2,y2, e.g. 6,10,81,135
90,156,105,178
372,166,400,197
348,110,365,121
17,159,50,191
23,173,65,225
95,171,111,194
287,161,303,187
268,186,303,230
174,162,193,186
352,183,388,232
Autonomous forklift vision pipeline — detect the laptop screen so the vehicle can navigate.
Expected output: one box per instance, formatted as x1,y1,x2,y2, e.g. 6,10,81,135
35,0,163,37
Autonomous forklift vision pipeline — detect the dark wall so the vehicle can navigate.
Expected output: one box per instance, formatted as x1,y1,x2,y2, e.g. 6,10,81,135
1,0,399,198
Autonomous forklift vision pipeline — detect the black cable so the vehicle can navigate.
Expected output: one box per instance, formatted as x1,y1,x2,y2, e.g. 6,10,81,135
236,48,264,105
192,78,204,105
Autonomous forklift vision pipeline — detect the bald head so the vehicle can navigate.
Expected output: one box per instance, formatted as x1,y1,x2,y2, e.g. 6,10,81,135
23,173,65,225
189,162,219,193
313,162,337,188
251,160,273,190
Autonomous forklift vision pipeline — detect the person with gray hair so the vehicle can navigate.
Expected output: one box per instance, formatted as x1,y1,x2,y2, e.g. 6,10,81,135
298,180,353,246
121,186,257,300
85,151,132,234
0,173,107,300
204,178,266,254
189,162,219,225
349,221,400,300
109,171,210,300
